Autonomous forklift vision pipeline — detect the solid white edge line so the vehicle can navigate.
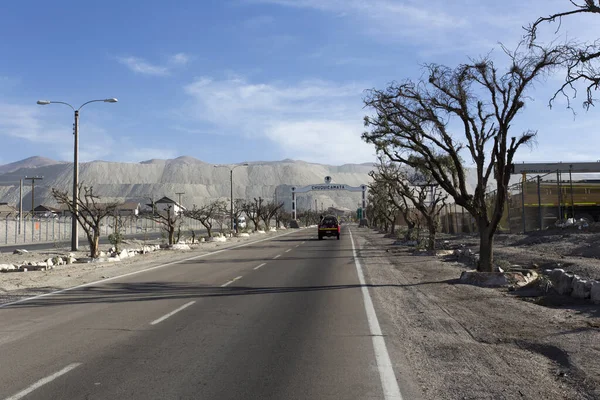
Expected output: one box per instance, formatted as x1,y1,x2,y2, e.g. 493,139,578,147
150,301,196,325
0,229,300,309
285,249,292,253
273,254,281,259
221,280,234,287
253,263,266,270
4,363,82,400
349,229,403,400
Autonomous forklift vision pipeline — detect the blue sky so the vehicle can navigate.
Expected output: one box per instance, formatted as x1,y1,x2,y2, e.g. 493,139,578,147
0,0,598,166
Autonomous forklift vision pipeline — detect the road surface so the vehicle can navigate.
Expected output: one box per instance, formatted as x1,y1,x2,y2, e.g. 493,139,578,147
0,227,403,399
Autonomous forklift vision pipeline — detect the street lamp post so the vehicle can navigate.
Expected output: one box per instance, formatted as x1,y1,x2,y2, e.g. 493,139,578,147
37,98,118,251
214,163,248,232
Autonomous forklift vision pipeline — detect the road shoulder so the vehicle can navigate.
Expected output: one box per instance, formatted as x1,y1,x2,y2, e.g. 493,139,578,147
352,227,599,400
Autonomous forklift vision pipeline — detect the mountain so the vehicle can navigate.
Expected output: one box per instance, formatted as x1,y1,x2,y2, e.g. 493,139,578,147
0,156,67,175
0,156,378,213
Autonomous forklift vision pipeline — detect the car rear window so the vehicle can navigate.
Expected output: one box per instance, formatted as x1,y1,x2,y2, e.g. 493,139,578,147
322,217,338,226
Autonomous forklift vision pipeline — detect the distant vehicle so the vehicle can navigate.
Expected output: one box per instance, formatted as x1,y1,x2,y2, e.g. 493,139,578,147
318,215,340,240
236,216,247,229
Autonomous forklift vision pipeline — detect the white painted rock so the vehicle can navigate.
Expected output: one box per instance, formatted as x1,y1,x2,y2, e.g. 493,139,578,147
590,281,600,304
66,257,76,265
99,251,107,258
46,258,54,267
13,249,28,255
269,227,277,232
571,278,592,299
119,250,129,259
171,243,191,250
257,230,266,234
0,264,16,271
237,233,250,237
279,226,287,230
209,236,227,243
107,256,121,262
557,272,574,296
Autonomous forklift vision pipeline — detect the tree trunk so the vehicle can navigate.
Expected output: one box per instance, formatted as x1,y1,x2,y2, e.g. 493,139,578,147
168,226,175,245
207,226,212,237
91,231,100,258
478,221,494,272
426,218,437,251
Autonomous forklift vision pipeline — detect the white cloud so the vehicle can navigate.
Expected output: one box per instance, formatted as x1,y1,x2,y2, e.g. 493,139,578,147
117,56,170,76
250,0,600,55
169,53,190,66
183,75,375,164
117,53,192,76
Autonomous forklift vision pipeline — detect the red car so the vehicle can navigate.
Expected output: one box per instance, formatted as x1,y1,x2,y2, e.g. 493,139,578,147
318,215,340,240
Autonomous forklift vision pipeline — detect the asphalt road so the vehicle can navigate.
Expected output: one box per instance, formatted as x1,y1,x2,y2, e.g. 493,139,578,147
0,227,402,399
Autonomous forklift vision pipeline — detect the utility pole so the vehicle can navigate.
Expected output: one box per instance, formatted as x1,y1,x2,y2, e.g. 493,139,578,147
19,179,23,234
24,176,43,215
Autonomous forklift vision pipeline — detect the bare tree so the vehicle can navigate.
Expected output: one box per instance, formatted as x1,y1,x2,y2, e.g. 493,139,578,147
232,198,246,233
241,197,265,231
140,200,182,245
261,200,285,229
52,185,119,258
363,47,562,271
372,155,448,249
367,178,399,234
186,200,227,238
526,1,600,108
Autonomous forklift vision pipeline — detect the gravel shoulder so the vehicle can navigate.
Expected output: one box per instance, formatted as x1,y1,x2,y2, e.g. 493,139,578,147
354,227,600,400
0,229,292,306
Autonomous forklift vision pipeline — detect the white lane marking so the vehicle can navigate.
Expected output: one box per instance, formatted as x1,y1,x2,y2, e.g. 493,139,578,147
295,245,300,248
301,241,306,244
273,254,281,259
221,276,243,287
4,363,82,400
285,249,292,253
0,230,299,309
349,229,403,400
253,263,266,270
150,301,196,325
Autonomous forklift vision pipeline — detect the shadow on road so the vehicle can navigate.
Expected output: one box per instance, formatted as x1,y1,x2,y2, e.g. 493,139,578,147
1,280,453,309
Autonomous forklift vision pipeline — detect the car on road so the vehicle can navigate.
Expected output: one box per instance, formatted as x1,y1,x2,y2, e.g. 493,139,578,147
318,215,340,240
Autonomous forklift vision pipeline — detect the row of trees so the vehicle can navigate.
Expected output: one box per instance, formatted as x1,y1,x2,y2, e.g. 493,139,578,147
51,185,287,258
362,1,600,272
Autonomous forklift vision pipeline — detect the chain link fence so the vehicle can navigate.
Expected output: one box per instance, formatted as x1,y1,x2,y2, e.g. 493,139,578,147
0,214,206,246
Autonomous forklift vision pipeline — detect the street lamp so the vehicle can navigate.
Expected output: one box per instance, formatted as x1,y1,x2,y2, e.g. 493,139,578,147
37,98,118,251
214,163,249,232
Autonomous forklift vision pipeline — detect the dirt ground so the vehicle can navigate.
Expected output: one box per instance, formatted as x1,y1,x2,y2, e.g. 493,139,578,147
353,227,600,400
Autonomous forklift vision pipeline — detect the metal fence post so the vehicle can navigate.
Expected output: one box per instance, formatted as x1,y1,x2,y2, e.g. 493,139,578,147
5,215,9,245
521,181,526,233
23,216,27,243
537,176,542,230
556,170,562,221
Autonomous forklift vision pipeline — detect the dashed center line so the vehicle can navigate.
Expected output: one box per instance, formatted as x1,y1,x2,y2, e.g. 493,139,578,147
4,363,82,400
150,301,196,325
253,263,266,270
285,249,292,253
222,276,243,287
273,254,281,259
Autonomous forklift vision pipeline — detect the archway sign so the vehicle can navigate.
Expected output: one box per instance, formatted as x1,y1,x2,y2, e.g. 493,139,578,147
291,176,367,220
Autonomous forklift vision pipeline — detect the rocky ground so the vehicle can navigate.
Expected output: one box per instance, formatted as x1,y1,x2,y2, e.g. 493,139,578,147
443,229,600,281
354,227,600,400
0,228,289,305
